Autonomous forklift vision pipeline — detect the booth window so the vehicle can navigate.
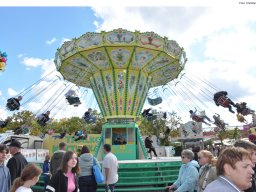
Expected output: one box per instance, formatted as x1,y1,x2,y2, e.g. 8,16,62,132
112,128,127,145
127,128,135,144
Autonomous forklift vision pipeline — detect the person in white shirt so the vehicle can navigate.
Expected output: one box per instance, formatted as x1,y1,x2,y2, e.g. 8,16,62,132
102,144,118,192
10,163,42,192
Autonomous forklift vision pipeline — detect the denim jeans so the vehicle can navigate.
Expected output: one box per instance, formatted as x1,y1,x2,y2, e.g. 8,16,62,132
79,175,97,192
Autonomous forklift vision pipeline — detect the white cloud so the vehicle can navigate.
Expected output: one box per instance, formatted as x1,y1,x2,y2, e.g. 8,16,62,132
60,38,71,45
21,57,57,78
46,38,57,45
93,21,99,29
91,7,256,127
22,57,49,68
7,88,18,97
0,106,8,119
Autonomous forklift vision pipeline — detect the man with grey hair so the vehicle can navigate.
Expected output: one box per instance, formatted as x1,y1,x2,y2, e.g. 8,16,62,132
168,149,199,192
6,140,28,184
50,142,66,175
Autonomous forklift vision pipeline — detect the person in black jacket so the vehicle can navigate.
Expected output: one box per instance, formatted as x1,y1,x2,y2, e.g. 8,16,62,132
46,151,79,192
6,140,28,184
144,135,158,159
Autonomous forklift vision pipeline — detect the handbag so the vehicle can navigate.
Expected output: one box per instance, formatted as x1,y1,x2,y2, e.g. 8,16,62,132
92,157,105,184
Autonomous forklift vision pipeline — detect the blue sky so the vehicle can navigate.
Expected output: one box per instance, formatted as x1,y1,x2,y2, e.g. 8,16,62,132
0,7,97,107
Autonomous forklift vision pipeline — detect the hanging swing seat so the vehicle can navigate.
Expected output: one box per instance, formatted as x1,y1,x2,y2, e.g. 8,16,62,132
0,120,8,128
37,119,47,127
6,98,20,111
147,97,162,106
37,115,49,127
66,96,81,106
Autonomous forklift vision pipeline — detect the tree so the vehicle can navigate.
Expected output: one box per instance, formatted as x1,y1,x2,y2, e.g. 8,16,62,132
139,111,182,146
2,110,41,135
160,112,182,146
0,109,105,136
169,129,180,138
217,130,230,144
231,127,241,140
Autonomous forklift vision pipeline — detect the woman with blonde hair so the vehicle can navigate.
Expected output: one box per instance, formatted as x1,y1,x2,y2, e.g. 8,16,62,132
11,163,42,192
197,150,217,192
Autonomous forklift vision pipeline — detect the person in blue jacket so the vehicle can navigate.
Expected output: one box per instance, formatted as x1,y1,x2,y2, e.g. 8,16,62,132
42,155,51,189
168,149,199,192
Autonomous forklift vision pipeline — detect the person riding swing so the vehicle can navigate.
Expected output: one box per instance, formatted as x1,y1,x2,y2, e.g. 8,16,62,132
6,96,22,111
189,108,212,126
213,91,236,113
37,111,50,127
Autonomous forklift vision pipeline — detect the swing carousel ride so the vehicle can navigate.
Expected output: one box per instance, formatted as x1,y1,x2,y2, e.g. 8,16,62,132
1,29,256,159
54,28,186,159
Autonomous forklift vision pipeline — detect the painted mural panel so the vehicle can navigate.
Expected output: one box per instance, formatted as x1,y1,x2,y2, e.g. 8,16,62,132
115,69,126,115
126,72,138,114
164,40,182,58
103,70,117,116
133,74,150,115
138,32,164,50
60,63,89,87
90,77,106,116
105,29,135,45
107,47,132,69
59,40,76,60
76,32,103,50
94,73,111,116
131,48,158,70
65,54,97,74
144,53,176,74
150,64,179,87
83,47,111,70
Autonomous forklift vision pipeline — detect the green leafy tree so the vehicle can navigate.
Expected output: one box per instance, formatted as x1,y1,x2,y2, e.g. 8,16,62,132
160,112,182,146
2,110,41,135
139,118,154,136
230,127,241,140
217,130,230,144
139,111,182,146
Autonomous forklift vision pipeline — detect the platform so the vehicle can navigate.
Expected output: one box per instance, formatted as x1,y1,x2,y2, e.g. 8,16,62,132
97,157,182,192
115,157,181,164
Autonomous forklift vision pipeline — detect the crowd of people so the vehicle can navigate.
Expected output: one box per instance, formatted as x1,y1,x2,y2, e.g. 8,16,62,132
167,140,256,192
0,141,118,192
2,138,256,192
